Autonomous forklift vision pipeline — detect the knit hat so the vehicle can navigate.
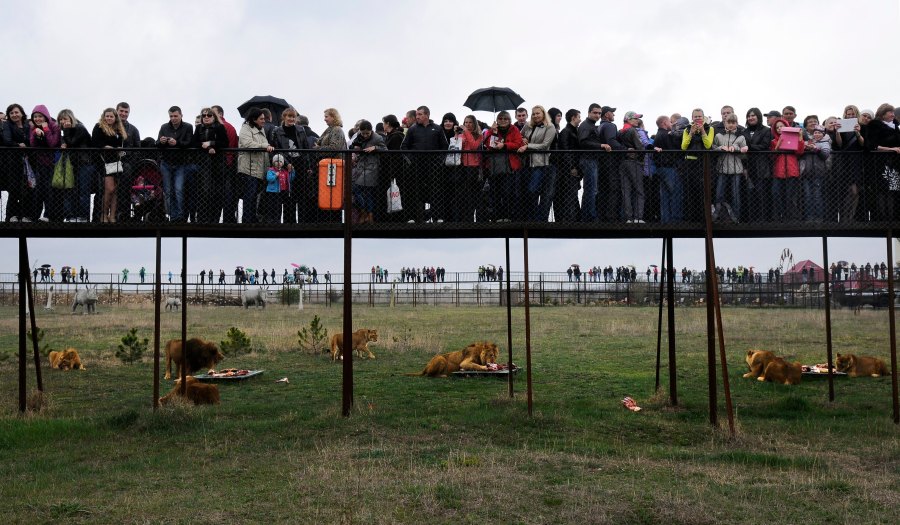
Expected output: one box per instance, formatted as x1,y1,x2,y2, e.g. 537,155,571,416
272,154,285,164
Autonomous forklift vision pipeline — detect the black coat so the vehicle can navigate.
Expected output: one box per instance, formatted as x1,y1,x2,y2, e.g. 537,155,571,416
742,125,772,179
271,124,311,173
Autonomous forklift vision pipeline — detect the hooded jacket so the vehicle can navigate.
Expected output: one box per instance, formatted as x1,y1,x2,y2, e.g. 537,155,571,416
799,134,832,177
770,118,804,179
29,104,61,168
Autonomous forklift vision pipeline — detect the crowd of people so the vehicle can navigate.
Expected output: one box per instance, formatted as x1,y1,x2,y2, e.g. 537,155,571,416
3,100,900,226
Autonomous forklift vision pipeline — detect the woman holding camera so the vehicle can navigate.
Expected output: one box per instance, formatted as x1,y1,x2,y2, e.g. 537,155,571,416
483,111,524,222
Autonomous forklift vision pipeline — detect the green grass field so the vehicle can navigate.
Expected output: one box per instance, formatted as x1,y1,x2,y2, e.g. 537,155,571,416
1,304,898,524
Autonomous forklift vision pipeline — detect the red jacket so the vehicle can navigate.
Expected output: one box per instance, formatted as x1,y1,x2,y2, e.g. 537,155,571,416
483,125,524,171
770,118,804,179
460,130,483,167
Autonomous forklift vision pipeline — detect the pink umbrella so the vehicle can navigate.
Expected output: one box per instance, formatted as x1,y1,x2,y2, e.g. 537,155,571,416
291,263,301,268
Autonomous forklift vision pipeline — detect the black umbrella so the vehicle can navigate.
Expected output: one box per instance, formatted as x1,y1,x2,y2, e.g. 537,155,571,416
237,95,291,119
463,87,525,113
40,264,51,268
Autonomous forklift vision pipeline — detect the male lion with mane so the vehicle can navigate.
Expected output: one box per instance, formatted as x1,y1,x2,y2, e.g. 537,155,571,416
330,329,378,361
49,348,86,371
407,341,499,377
164,338,224,380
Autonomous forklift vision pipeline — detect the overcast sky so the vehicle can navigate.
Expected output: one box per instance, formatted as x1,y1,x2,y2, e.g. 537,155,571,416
2,1,899,276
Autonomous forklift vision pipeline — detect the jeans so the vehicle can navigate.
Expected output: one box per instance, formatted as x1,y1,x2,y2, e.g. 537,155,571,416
528,166,557,222
714,173,741,220
579,158,599,221
771,177,800,221
160,161,187,221
802,175,823,221
657,166,682,223
620,160,645,221
239,172,260,223
74,164,94,220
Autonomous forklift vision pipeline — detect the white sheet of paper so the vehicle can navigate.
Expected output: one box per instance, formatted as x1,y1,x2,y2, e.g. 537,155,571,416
836,118,858,132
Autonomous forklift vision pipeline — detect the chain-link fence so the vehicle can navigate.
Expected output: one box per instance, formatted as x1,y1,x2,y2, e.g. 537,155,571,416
2,146,899,227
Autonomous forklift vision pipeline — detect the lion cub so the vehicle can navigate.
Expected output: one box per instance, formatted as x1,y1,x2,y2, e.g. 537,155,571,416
743,349,775,379
48,348,86,371
836,353,889,377
330,329,378,361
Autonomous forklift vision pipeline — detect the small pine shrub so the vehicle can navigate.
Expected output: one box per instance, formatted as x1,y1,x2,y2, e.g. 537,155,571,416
116,328,148,364
221,327,252,356
27,328,54,357
297,315,329,354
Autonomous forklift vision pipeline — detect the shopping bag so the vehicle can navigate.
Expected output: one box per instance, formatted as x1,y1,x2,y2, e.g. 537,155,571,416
24,157,36,188
52,155,75,189
445,136,462,166
387,178,403,213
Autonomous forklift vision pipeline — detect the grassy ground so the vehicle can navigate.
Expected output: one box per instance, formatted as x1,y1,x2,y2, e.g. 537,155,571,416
0,304,898,524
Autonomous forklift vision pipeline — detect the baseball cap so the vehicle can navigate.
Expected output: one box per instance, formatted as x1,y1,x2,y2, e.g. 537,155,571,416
600,106,616,115
764,110,782,118
624,111,643,120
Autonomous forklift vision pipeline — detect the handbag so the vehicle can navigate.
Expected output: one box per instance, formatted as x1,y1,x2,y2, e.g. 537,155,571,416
24,157,36,189
882,165,900,192
52,155,75,189
445,136,462,166
105,160,123,175
387,178,403,213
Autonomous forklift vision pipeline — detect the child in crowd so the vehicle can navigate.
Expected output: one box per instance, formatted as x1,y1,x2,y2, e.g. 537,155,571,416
800,125,832,222
712,114,748,222
262,154,293,223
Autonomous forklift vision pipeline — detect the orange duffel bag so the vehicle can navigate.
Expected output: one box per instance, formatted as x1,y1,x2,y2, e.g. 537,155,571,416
318,158,344,210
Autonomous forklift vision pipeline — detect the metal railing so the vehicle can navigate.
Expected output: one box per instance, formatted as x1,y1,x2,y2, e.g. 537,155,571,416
2,147,899,230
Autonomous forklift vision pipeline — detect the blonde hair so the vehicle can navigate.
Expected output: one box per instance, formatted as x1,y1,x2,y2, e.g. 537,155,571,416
529,105,548,127
97,108,127,139
843,105,860,119
57,109,78,126
280,106,298,123
324,108,343,128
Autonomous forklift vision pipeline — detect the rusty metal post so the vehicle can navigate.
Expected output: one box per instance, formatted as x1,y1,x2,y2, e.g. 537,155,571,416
702,155,717,427
822,237,835,402
18,236,27,412
505,237,513,399
703,154,735,435
22,239,43,393
887,230,899,424
655,238,666,392
180,236,187,395
666,236,678,406
153,231,161,409
342,152,354,416
523,230,533,416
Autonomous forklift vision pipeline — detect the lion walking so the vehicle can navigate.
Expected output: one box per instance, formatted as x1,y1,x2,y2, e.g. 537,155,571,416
330,329,378,361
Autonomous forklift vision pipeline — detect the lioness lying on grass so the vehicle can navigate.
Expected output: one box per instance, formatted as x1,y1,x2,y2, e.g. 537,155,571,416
407,341,499,377
836,353,889,377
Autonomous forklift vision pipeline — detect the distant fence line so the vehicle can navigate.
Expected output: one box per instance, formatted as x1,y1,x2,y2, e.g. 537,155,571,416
1,271,894,308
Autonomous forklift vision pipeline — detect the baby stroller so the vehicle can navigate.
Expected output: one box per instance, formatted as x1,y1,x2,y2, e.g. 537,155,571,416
129,159,165,222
